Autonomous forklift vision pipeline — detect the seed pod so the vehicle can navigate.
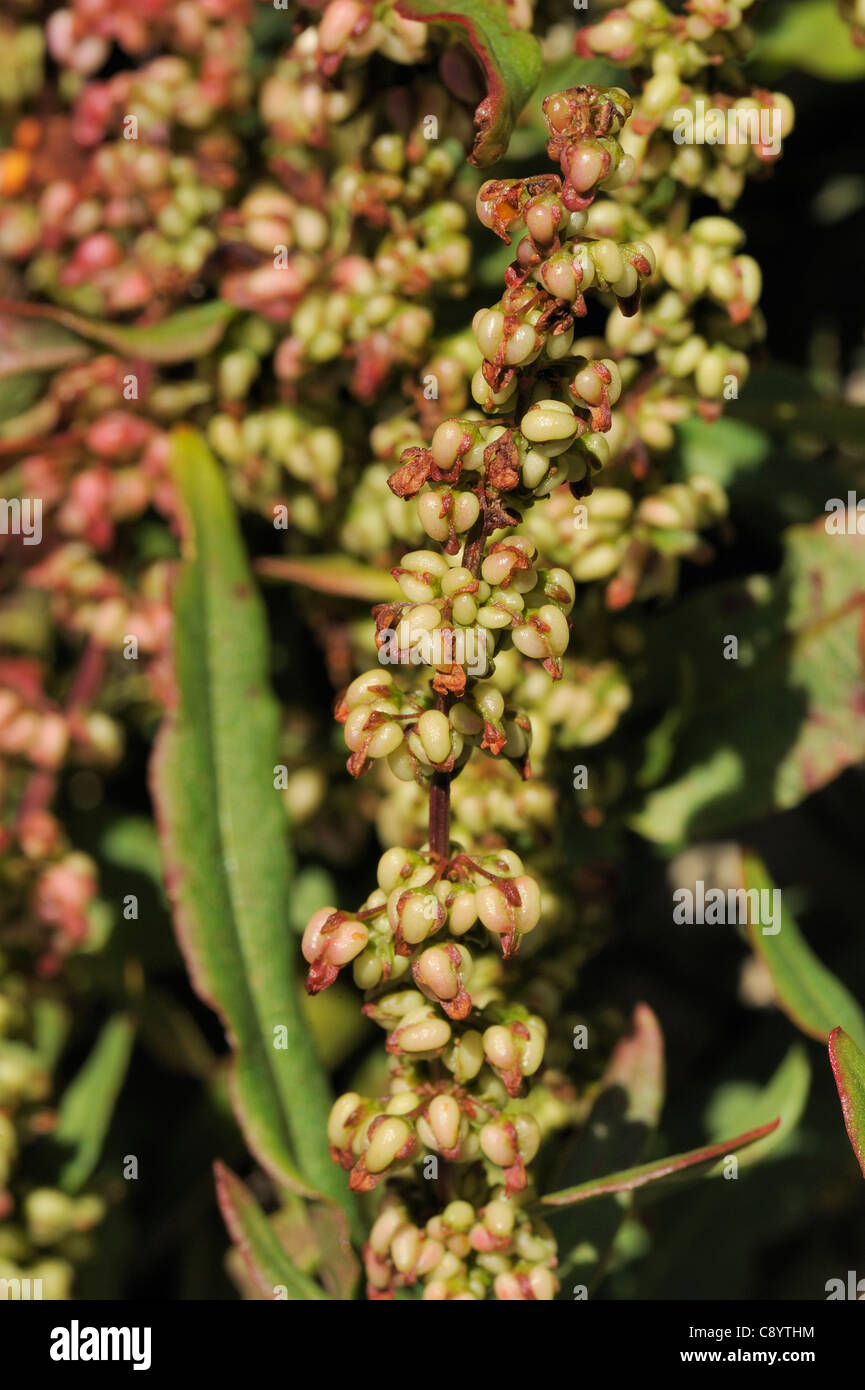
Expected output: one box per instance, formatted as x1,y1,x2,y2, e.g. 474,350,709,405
441,1029,485,1082
412,943,472,1019
417,1093,463,1156
389,1010,452,1055
327,1092,364,1150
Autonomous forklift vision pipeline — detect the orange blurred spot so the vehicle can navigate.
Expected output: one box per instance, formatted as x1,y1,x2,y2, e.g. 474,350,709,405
0,149,30,196
13,116,42,151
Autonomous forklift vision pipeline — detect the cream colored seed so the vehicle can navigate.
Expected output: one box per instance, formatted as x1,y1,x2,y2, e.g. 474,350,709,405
513,874,542,932
477,604,514,631
484,1199,516,1238
529,1268,557,1300
444,1200,475,1231
512,624,548,659
366,1117,412,1173
573,366,604,405
343,706,374,751
539,604,570,655
503,722,529,758
612,264,638,298
429,1095,461,1151
391,1224,422,1272
526,201,557,243
431,418,466,471
327,1092,361,1147
398,574,436,603
521,399,578,444
344,669,394,709
401,548,449,576
377,846,414,892
400,894,438,944
369,1204,406,1255
450,701,483,735
545,325,575,360
480,1122,516,1167
397,1016,452,1052
493,1272,522,1300
521,450,551,490
482,551,515,586
417,492,450,542
453,492,480,531
504,323,538,365
641,70,681,119
474,685,505,720
708,262,739,302
690,216,743,249
452,593,478,625
580,431,611,469
367,722,404,759
406,603,441,636
416,946,459,999
441,566,474,596
386,1091,421,1117
301,905,337,963
449,893,479,935
472,367,516,409
443,1028,484,1079
328,920,369,965
696,347,728,399
475,885,512,934
521,1028,545,1075
512,567,539,594
484,1024,518,1070
546,568,576,610
353,949,382,990
591,238,624,283
514,1113,540,1162
417,709,452,764
735,254,762,305
475,309,505,359
543,259,577,300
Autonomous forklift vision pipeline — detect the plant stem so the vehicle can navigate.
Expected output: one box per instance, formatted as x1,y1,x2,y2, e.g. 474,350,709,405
429,768,451,859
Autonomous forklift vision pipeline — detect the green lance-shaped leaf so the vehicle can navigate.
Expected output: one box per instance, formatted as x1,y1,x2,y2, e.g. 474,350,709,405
704,1044,811,1172
741,852,865,1053
255,554,401,602
395,0,542,166
0,299,236,365
151,427,359,1235
541,1119,780,1208
828,1028,865,1179
52,1014,135,1193
214,1162,330,1300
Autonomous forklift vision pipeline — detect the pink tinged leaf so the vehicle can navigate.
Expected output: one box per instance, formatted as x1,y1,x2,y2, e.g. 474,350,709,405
541,1118,781,1207
602,1000,666,1130
394,0,542,167
828,1027,865,1179
214,1162,330,1301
